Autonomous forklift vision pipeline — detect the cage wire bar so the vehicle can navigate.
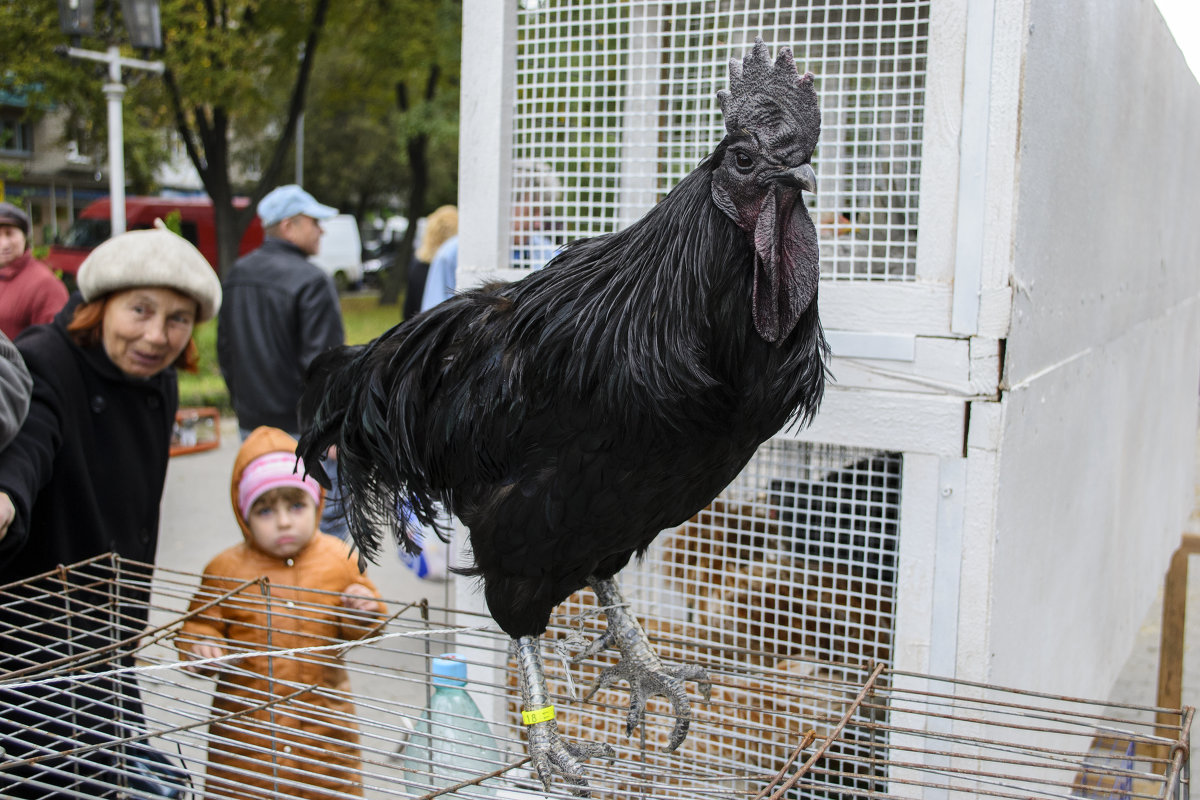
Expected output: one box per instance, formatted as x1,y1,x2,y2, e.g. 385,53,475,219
0,554,1189,800
510,0,929,279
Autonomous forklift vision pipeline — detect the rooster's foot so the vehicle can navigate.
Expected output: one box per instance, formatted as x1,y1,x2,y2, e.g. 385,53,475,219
515,635,613,795
581,577,712,752
526,718,614,795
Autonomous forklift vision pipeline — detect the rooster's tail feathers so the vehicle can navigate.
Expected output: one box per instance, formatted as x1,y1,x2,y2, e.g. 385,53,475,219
297,337,447,568
297,344,363,481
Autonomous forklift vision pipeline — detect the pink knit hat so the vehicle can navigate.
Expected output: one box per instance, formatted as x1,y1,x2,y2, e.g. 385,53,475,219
237,451,322,519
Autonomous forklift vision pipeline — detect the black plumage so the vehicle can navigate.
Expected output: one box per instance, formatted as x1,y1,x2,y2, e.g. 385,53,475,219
299,39,827,790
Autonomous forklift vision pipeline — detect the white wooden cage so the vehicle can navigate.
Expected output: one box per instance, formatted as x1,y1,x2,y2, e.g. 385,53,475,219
454,0,1200,789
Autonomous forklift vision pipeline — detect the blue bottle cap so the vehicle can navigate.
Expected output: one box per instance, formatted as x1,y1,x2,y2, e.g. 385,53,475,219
432,653,468,687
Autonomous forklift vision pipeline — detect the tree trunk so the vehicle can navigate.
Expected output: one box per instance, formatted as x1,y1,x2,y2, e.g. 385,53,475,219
165,0,332,279
380,64,441,308
379,132,428,308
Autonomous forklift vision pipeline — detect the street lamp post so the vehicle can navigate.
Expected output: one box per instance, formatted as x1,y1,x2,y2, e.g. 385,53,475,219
57,0,163,237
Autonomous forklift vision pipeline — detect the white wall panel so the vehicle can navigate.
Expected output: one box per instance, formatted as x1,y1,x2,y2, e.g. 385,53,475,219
1006,1,1200,383
989,302,1200,695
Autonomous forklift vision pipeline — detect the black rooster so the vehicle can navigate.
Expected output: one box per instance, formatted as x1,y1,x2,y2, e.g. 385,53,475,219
299,40,827,792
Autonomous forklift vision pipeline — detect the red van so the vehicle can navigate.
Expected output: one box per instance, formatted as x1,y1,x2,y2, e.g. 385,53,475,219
46,196,264,278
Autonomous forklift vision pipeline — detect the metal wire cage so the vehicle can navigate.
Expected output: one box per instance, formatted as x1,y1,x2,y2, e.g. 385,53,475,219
510,0,929,279
0,555,1190,799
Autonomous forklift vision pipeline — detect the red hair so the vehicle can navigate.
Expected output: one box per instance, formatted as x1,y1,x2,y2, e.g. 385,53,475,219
67,298,200,373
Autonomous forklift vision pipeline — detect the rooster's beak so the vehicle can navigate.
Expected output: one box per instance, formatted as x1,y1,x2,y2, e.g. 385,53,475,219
777,164,817,194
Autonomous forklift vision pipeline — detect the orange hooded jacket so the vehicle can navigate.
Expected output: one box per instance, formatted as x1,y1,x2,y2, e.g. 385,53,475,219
178,426,383,800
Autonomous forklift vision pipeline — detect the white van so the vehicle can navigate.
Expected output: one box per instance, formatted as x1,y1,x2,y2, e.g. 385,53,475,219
311,214,364,291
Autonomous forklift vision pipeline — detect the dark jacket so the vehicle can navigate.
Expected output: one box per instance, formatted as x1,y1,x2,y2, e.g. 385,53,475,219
0,297,177,578
217,238,344,433
404,255,431,321
0,297,178,796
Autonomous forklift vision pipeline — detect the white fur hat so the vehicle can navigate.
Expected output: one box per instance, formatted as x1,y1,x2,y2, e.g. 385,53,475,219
78,220,223,321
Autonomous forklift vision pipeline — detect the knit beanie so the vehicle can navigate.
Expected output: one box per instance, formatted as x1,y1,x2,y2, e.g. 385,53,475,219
77,219,222,321
237,451,323,519
0,202,30,239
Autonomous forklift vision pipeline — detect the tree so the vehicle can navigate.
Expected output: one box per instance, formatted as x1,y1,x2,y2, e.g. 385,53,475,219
152,0,461,287
0,0,332,273
151,0,334,274
0,1,158,197
290,17,407,221
344,0,460,307
0,0,461,290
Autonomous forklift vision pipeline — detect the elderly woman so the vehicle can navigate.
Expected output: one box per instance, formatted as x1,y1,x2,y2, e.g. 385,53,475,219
0,222,221,798
0,221,219,571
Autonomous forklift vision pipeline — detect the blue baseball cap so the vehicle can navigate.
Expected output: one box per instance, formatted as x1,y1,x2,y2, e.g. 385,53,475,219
257,184,338,227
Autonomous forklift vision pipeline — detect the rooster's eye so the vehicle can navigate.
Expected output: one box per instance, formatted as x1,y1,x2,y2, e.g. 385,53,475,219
734,152,754,172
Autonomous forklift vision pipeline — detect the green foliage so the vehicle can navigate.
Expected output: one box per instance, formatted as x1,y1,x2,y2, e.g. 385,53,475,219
299,0,462,217
162,209,183,235
146,1,326,181
0,0,461,277
0,1,147,178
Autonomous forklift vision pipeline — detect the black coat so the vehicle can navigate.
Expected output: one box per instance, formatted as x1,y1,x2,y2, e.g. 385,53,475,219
0,297,177,581
0,299,178,796
403,255,431,321
217,237,344,433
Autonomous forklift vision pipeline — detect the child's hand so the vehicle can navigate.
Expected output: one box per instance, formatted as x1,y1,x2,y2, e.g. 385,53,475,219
184,643,226,674
341,583,381,613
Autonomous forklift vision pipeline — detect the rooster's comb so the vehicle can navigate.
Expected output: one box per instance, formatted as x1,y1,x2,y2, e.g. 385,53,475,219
717,38,818,138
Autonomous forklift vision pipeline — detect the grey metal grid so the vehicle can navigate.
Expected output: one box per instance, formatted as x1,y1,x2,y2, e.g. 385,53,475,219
510,0,930,279
0,556,1190,799
557,440,902,795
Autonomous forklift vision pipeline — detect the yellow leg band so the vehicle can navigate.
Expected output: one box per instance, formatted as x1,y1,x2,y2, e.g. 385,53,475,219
522,705,556,725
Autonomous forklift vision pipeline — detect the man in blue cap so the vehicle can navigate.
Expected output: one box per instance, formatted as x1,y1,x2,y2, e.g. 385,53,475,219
217,185,349,534
218,184,343,436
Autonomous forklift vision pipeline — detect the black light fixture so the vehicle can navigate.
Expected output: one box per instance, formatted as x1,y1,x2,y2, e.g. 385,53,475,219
120,0,162,50
56,0,97,37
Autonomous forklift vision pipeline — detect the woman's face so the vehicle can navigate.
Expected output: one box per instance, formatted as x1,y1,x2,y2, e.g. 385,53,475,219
101,287,197,378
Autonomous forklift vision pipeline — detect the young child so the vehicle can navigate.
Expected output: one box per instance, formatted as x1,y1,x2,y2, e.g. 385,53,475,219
179,426,384,800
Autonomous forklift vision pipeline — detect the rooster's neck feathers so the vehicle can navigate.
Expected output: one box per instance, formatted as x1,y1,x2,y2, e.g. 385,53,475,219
484,151,824,435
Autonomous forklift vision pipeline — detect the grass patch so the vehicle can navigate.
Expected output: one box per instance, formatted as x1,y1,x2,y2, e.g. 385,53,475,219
340,293,405,345
179,291,404,411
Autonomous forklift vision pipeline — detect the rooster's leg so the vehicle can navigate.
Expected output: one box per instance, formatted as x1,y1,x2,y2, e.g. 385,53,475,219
576,576,711,751
515,635,614,794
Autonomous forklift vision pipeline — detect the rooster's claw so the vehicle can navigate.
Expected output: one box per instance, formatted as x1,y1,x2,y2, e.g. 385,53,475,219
586,659,710,751
527,720,614,796
584,577,711,752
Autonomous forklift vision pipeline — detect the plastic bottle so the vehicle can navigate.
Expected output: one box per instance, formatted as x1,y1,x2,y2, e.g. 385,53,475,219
403,653,500,797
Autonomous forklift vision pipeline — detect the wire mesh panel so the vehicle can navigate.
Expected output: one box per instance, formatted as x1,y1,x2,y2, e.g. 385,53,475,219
0,556,1191,799
510,0,931,279
549,440,902,797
